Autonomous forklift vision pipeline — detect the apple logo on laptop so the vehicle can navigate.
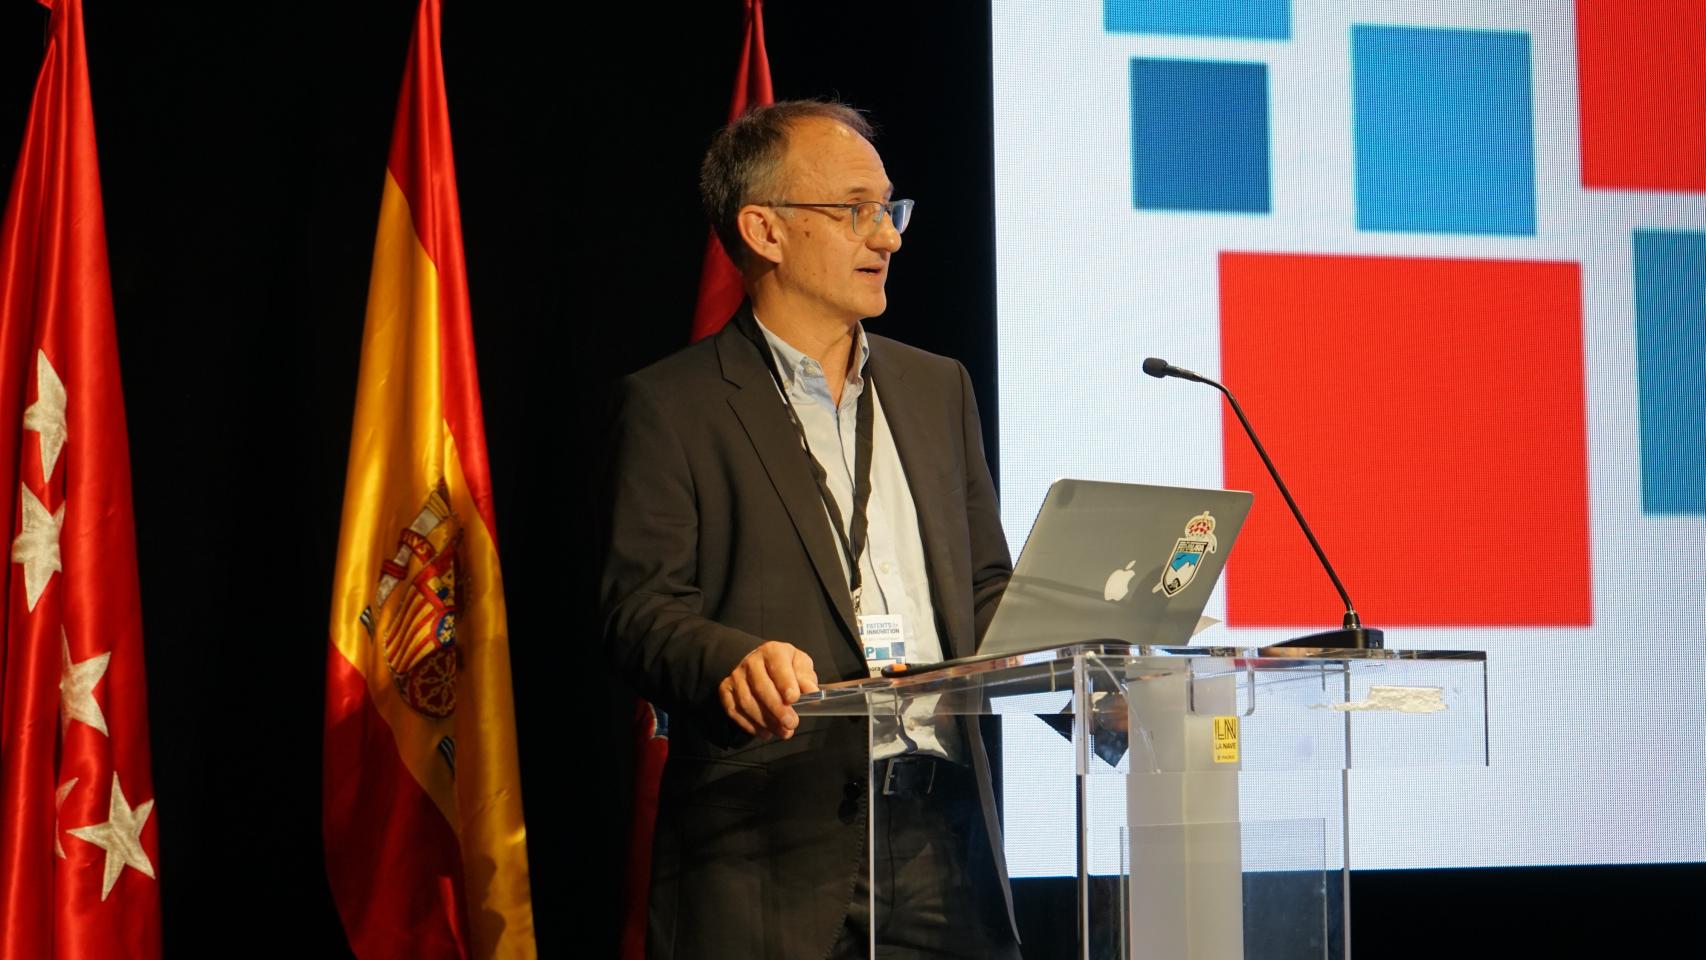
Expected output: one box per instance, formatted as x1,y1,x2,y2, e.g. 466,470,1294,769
1104,561,1137,602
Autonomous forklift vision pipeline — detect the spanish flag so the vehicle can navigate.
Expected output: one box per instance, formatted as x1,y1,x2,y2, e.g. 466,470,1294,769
323,1,535,957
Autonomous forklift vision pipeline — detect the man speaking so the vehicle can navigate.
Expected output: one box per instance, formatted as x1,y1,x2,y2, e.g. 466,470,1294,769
602,101,1020,959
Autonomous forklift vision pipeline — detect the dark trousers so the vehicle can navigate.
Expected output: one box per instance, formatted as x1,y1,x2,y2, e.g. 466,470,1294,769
828,757,1023,960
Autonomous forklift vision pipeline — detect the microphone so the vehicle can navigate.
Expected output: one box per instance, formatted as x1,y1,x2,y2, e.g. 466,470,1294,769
1140,357,1212,384
1142,357,1383,650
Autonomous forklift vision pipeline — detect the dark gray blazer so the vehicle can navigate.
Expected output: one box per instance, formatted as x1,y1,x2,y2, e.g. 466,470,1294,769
601,306,1014,959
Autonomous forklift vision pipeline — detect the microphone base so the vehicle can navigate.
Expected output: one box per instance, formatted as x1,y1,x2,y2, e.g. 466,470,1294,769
1274,626,1385,650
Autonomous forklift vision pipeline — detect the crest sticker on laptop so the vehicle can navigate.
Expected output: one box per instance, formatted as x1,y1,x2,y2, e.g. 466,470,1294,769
1153,512,1219,597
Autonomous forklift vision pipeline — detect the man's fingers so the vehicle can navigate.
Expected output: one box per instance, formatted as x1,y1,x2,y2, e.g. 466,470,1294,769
792,649,820,694
720,641,816,740
745,659,796,736
716,682,757,736
728,671,768,735
719,680,758,736
761,644,804,703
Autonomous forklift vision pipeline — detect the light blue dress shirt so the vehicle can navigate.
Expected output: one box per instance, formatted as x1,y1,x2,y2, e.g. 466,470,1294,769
754,317,957,760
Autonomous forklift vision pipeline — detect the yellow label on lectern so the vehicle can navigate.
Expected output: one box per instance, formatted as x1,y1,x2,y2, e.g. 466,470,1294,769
1212,716,1240,763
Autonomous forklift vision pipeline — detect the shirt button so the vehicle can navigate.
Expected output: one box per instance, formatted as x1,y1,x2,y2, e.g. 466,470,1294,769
879,562,893,574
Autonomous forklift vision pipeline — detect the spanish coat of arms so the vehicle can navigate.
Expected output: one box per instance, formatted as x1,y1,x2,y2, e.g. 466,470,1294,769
359,482,463,719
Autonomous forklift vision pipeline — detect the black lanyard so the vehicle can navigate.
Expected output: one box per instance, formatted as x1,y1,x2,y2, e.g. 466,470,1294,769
740,314,876,616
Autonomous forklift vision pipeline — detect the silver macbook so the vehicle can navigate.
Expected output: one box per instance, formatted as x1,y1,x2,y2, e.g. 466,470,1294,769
979,479,1254,656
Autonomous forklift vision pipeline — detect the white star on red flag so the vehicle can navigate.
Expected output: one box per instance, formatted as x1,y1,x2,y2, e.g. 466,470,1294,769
66,773,156,902
10,484,63,610
60,628,111,737
22,349,68,482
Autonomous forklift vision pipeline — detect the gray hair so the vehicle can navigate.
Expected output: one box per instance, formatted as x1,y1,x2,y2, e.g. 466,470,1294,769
700,100,874,270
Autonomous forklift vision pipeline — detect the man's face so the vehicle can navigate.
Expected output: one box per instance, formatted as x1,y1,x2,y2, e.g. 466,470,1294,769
766,118,902,324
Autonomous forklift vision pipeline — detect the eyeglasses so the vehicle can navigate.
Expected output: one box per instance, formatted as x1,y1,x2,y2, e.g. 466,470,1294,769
766,198,915,236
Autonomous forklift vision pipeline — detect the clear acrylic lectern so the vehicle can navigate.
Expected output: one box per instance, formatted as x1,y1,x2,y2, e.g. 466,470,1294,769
794,643,1488,959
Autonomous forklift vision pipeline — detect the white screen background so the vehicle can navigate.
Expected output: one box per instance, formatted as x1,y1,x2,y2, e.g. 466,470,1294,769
990,0,1706,874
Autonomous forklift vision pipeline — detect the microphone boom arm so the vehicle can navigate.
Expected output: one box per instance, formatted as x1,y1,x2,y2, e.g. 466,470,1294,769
1144,357,1382,649
1212,381,1361,631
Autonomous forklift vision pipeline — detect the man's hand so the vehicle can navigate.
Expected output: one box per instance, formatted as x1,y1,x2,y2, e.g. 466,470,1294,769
718,641,820,739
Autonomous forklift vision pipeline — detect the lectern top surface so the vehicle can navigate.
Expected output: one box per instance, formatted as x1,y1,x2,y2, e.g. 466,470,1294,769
806,642,1486,698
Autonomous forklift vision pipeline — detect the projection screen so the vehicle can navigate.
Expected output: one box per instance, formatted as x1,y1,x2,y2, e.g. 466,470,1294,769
990,0,1706,874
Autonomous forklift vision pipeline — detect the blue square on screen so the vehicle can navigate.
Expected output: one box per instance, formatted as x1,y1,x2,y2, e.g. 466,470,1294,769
1131,58,1270,213
1106,0,1289,39
1353,26,1536,235
1633,230,1706,515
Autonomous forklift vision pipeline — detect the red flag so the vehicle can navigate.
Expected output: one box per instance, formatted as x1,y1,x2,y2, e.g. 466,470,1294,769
0,1,162,957
619,4,775,956
687,0,775,342
322,1,535,957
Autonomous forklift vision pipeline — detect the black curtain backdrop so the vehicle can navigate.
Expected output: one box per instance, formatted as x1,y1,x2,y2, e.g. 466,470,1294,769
0,2,1697,957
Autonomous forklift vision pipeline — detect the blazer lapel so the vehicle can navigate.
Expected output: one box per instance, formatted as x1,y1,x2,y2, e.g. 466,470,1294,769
718,310,859,641
867,341,974,660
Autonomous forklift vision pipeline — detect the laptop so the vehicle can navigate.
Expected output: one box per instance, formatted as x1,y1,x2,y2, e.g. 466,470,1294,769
977,478,1254,657
861,479,1253,680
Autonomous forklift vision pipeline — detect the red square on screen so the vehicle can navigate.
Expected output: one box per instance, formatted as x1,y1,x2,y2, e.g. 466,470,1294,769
1218,253,1591,628
1577,0,1706,191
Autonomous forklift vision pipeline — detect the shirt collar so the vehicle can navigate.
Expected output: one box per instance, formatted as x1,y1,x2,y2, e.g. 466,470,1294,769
752,313,870,392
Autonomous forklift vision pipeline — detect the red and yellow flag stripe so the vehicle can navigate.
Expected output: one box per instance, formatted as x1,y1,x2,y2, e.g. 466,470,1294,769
323,2,533,957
